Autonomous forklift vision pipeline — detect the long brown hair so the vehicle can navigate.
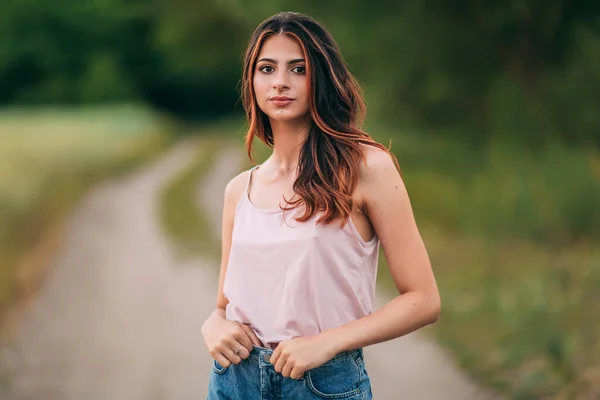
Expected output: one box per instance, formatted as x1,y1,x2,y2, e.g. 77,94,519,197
241,12,399,225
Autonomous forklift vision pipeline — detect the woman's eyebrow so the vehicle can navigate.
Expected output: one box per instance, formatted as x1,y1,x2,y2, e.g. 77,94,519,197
257,58,305,64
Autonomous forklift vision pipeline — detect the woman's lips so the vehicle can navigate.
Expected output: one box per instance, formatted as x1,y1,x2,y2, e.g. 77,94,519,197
269,97,294,106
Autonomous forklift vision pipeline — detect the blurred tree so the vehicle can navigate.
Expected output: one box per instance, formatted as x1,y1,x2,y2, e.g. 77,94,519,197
142,0,250,119
281,0,600,145
0,0,250,119
0,0,141,103
0,0,599,143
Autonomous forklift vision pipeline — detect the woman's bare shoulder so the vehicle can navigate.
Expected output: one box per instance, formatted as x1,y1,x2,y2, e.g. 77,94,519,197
224,168,253,202
358,143,399,180
352,143,400,212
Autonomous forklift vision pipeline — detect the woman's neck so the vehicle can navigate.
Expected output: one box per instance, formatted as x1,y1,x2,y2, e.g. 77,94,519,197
267,119,311,173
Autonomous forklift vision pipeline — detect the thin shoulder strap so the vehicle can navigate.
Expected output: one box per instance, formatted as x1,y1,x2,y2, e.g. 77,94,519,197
245,165,259,193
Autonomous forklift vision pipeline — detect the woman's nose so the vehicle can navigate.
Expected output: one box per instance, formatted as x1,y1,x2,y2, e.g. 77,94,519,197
273,81,289,90
272,71,290,90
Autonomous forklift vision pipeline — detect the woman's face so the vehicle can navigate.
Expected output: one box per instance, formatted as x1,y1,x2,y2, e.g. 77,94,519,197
253,34,310,123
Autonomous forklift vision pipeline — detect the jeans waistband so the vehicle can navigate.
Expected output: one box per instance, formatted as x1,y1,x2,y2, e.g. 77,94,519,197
248,345,363,367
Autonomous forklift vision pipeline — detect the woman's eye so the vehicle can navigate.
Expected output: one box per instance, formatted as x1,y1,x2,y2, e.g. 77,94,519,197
260,65,274,73
292,66,305,74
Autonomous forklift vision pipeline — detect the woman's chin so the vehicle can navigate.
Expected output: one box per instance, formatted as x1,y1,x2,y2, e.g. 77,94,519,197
266,110,310,122
267,115,295,122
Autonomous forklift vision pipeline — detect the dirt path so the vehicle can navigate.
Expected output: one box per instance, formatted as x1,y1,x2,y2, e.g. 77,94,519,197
0,139,221,400
0,139,500,400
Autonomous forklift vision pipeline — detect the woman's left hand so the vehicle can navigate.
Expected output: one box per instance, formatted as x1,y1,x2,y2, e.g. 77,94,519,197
270,334,339,379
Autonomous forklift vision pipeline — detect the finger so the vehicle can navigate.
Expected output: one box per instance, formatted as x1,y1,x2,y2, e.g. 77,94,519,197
290,366,304,380
281,361,293,378
235,325,256,350
221,343,243,365
235,344,251,360
214,352,231,369
240,324,264,347
226,334,251,360
274,353,287,374
222,336,245,355
270,346,281,366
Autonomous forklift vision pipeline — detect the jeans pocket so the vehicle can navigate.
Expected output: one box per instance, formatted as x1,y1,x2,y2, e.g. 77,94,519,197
305,354,362,399
212,359,229,375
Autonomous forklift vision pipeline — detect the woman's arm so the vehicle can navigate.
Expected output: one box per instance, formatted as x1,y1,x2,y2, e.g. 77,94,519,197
201,170,263,366
213,172,246,313
325,147,441,353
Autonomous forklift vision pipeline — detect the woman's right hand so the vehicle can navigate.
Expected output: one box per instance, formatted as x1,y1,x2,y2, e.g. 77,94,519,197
201,309,264,368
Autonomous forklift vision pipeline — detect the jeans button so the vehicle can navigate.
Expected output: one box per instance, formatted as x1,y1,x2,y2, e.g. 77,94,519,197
263,354,270,363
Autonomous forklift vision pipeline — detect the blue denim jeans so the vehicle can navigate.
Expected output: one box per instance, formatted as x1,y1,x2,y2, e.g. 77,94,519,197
207,345,372,399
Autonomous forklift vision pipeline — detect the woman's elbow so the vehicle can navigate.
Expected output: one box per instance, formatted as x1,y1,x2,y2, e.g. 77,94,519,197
426,291,442,325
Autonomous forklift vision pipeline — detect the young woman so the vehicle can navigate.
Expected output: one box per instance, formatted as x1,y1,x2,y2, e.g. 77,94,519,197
202,11,441,399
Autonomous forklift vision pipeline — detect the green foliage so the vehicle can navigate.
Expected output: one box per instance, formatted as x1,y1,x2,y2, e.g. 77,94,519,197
421,238,600,399
0,0,144,103
159,135,223,260
0,0,250,117
2,0,599,144
369,128,600,398
544,25,600,145
366,125,600,246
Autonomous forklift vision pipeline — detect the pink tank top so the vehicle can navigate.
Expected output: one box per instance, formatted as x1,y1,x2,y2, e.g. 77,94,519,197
224,166,380,348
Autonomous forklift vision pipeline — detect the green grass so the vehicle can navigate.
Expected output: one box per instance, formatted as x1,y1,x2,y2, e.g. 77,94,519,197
377,232,600,399
0,105,173,332
159,134,224,261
